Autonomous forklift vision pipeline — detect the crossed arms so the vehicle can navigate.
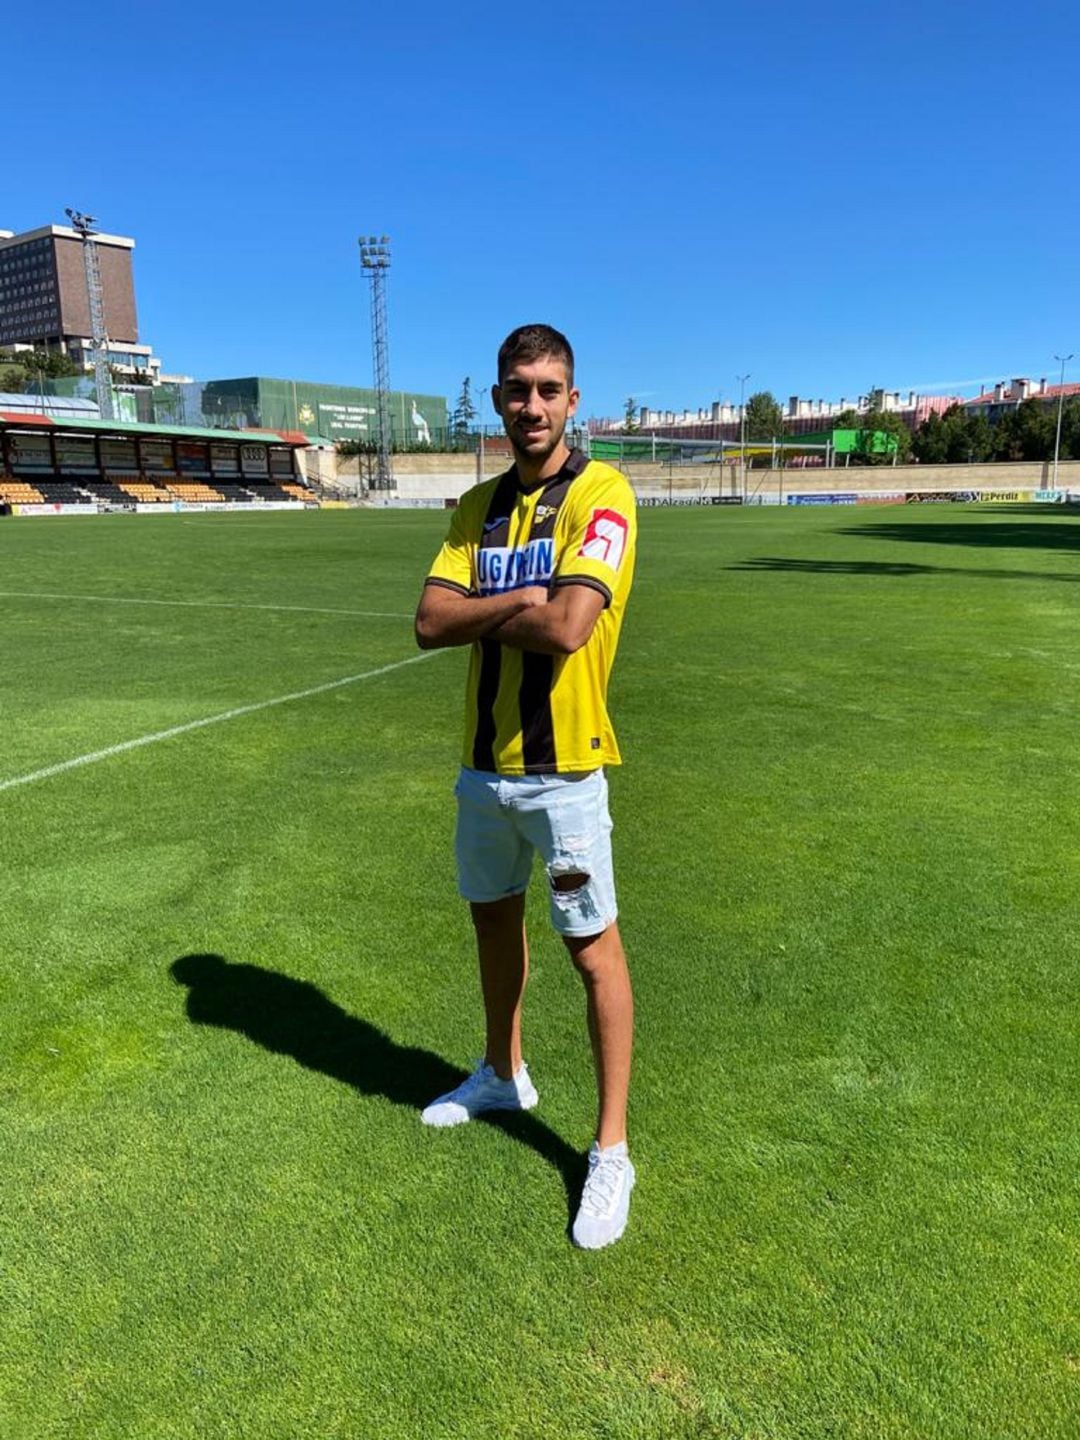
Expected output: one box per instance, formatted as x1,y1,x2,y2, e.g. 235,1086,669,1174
415,581,605,656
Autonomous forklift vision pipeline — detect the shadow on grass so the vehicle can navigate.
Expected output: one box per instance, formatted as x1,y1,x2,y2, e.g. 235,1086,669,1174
835,518,1080,551
728,556,1080,583
973,504,1080,515
170,953,586,1213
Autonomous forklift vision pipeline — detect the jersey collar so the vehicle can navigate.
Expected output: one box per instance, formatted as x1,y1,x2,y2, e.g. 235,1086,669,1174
513,447,588,494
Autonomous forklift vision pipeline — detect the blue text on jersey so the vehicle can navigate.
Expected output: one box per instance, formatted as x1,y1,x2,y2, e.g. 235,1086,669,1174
477,539,555,593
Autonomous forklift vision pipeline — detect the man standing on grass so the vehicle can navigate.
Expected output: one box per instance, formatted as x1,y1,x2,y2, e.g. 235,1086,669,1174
414,324,638,1249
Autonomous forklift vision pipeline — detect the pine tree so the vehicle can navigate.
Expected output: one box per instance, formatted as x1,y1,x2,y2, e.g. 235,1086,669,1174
452,377,478,437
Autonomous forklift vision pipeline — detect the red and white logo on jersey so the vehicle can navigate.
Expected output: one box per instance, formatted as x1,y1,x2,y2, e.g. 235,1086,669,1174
577,508,629,571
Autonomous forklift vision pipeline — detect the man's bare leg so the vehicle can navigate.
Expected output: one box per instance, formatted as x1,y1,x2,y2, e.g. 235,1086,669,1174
563,919,633,1148
470,893,529,1080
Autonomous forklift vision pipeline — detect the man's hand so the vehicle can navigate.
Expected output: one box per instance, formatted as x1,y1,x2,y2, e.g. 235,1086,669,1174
513,585,551,610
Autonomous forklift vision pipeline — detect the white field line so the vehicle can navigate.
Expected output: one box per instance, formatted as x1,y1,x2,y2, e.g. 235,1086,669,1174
0,651,443,796
0,590,411,619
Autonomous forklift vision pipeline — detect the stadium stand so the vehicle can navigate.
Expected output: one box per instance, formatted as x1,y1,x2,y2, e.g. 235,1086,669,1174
119,480,172,503
246,482,305,503
211,484,259,503
0,414,313,513
165,482,227,504
31,482,95,504
81,480,141,504
0,479,46,504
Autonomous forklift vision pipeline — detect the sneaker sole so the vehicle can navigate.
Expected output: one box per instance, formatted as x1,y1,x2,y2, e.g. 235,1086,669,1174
421,1091,539,1127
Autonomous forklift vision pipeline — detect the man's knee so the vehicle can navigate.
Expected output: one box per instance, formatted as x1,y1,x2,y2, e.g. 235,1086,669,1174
563,923,623,981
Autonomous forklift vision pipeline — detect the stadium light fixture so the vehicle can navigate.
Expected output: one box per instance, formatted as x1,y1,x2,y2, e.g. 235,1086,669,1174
64,208,98,236
1052,353,1073,493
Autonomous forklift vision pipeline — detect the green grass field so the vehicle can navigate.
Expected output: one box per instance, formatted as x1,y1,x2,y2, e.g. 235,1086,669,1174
1,503,1078,1439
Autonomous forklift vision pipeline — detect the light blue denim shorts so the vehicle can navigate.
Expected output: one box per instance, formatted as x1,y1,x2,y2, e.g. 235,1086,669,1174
454,766,617,937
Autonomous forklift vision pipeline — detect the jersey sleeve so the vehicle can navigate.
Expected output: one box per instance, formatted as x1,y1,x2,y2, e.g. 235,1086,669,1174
425,500,474,595
552,469,637,607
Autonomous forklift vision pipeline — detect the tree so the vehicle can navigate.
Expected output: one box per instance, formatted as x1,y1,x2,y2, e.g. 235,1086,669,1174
451,376,477,438
993,398,1055,461
0,363,28,394
962,412,995,463
14,347,81,380
743,390,783,441
913,405,997,465
1014,398,1055,459
912,410,949,464
622,397,639,433
1059,396,1080,460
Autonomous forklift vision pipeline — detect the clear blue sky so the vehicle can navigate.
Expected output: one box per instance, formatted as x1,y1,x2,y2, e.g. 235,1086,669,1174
8,0,1079,420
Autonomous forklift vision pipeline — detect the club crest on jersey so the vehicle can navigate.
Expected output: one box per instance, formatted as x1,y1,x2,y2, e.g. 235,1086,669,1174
578,508,628,571
476,537,554,593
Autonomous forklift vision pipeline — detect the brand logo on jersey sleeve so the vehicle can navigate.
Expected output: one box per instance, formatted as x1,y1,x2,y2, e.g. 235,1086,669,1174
577,508,629,571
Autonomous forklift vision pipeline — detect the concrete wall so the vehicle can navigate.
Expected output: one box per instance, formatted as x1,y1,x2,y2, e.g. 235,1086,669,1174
325,452,480,500
309,451,1080,504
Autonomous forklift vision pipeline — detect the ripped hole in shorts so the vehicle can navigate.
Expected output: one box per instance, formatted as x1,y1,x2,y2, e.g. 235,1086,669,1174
551,871,589,894
547,854,600,923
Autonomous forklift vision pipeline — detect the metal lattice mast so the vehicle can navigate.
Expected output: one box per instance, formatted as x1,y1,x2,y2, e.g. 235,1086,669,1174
65,208,114,421
359,235,393,490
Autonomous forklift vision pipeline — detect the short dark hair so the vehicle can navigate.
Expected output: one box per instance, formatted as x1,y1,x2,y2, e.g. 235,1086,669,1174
497,324,575,386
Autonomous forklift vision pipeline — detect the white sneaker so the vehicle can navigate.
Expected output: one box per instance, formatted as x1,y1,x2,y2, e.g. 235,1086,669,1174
572,1142,636,1249
421,1060,538,1127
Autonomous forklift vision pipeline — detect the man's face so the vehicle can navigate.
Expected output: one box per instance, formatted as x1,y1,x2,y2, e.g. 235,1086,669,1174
492,354,580,464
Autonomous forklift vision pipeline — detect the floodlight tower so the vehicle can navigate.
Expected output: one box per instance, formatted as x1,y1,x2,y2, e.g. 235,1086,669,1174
65,207,114,421
359,234,393,491
736,372,751,499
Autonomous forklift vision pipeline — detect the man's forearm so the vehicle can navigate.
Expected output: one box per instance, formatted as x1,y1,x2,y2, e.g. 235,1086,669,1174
487,603,574,655
415,589,537,649
489,583,605,655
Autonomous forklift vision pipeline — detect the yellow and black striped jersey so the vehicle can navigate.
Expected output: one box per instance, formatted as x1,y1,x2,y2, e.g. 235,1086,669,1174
425,450,636,775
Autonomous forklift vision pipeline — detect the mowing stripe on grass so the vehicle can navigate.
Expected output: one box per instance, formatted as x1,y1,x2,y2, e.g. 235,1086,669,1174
0,590,411,619
0,651,444,795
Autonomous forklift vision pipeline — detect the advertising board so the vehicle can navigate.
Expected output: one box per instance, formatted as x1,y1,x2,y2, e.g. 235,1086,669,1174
14,502,97,516
787,493,859,505
904,491,978,504
637,495,743,507
177,442,211,477
140,440,174,472
54,437,97,473
8,433,51,470
210,443,240,476
101,438,138,472
240,444,269,477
